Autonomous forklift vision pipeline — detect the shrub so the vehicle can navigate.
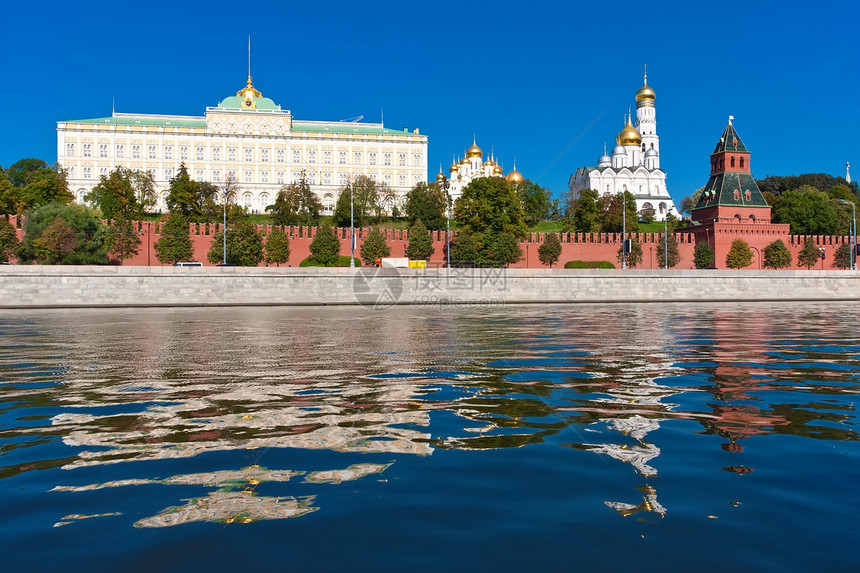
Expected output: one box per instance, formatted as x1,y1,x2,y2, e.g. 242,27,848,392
726,239,753,269
564,260,616,269
299,255,360,267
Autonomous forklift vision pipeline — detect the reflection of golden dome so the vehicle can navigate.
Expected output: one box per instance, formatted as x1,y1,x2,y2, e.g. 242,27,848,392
635,74,656,101
436,171,447,182
466,139,482,158
617,116,642,146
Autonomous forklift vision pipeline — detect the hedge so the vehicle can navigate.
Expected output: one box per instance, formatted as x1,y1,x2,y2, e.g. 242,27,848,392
563,260,616,269
300,255,361,267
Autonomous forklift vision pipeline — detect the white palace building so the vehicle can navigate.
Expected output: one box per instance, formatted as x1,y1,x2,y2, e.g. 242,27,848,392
568,73,677,221
57,76,428,215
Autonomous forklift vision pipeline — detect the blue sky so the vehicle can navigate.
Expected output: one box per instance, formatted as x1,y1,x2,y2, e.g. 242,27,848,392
1,0,857,203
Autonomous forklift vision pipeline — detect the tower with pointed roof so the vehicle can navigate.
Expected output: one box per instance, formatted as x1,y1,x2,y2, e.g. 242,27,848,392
691,117,772,225
568,71,677,221
681,118,790,268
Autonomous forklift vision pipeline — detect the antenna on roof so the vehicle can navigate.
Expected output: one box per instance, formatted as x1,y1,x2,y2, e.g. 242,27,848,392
248,35,251,79
112,96,115,117
381,108,384,126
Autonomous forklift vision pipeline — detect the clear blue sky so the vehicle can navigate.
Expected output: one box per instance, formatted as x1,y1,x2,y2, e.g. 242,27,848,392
1,0,857,203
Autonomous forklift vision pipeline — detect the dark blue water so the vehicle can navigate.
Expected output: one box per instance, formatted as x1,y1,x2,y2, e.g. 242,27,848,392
0,304,858,572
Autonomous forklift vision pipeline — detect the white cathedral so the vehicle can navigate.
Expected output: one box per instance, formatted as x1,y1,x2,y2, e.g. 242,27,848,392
434,138,524,205
568,74,677,221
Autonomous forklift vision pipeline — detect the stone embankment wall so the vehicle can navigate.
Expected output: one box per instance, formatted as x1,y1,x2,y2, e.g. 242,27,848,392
1,266,858,309
4,215,851,270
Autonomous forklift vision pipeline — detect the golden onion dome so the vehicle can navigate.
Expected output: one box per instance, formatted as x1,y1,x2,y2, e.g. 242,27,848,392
460,156,470,165
635,74,656,101
483,158,496,167
449,161,459,173
493,163,504,175
466,140,483,158
506,168,524,184
436,171,447,182
617,116,642,146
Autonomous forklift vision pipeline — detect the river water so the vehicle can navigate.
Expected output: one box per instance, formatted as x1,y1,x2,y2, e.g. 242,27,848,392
0,303,858,571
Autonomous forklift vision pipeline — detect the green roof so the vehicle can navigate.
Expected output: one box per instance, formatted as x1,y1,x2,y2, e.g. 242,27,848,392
214,95,281,111
291,122,423,136
64,116,206,128
695,171,769,209
713,123,748,153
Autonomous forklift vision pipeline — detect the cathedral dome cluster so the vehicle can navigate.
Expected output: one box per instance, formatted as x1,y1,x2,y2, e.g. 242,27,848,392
437,138,526,203
568,71,678,221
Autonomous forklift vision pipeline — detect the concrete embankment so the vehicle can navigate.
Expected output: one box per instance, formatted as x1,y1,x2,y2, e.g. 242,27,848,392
1,266,859,309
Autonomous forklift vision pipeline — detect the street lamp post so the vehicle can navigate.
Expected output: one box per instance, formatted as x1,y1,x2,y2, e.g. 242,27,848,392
621,191,627,270
222,177,235,265
663,207,675,269
840,199,856,270
446,194,451,269
349,182,355,268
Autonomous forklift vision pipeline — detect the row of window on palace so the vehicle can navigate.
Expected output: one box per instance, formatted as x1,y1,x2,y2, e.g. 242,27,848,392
68,165,422,187
65,143,422,166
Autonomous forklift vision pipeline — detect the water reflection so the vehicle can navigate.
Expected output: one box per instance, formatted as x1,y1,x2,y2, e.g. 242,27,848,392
1,303,859,532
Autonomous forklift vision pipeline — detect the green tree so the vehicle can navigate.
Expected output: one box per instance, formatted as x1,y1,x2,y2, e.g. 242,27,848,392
656,234,680,268
515,179,551,227
449,229,480,266
0,168,22,215
360,228,391,265
694,241,715,269
0,217,18,262
405,182,448,230
538,232,562,267
453,176,527,266
833,242,852,269
18,203,108,264
762,240,792,269
600,191,640,233
567,189,600,233
6,159,74,213
772,186,840,235
154,214,194,264
165,164,220,221
105,217,141,264
309,221,341,266
33,217,77,264
616,239,643,268
333,176,383,228
264,226,291,266
268,174,321,227
87,167,155,220
797,238,820,269
208,219,263,266
680,187,704,215
726,239,753,269
405,219,434,261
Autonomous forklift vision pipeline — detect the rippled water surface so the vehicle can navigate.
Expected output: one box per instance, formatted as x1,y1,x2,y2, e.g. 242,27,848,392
1,303,858,571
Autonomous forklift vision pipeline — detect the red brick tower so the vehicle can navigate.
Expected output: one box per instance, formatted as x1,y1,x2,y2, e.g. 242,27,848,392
685,118,790,268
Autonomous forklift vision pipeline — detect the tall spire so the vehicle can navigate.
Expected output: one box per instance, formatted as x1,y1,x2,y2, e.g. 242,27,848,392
643,63,647,85
847,162,853,184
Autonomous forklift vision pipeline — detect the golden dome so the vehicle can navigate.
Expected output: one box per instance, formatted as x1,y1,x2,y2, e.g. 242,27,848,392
635,73,656,101
466,139,482,158
493,163,504,175
617,116,642,146
449,161,459,173
506,166,524,184
460,156,470,165
483,158,496,167
436,171,447,182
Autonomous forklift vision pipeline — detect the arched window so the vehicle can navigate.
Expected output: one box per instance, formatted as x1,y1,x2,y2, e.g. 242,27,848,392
244,148,253,162
308,171,317,185
731,156,736,168
740,157,745,168
259,193,270,209
308,149,317,163
323,194,334,215
243,193,253,209
213,147,221,161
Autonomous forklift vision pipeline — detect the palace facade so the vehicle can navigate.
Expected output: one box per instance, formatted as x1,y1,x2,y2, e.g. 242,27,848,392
568,73,678,221
57,77,428,214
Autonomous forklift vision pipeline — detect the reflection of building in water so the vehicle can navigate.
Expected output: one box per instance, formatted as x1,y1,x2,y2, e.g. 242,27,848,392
55,463,391,527
136,491,318,528
575,378,682,518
